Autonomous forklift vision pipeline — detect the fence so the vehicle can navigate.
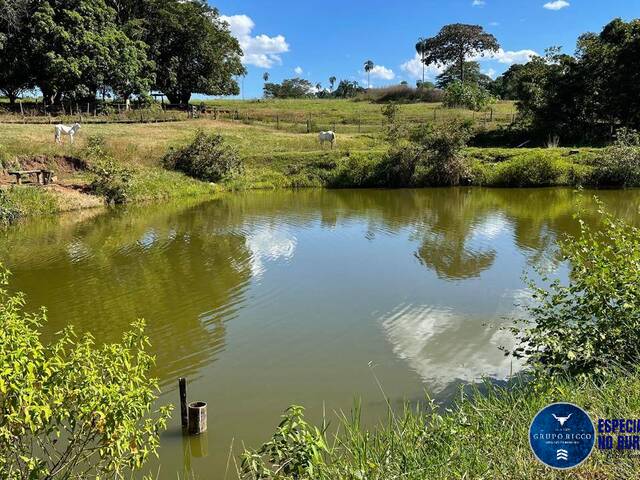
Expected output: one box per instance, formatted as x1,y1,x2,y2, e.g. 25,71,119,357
0,101,189,124
205,106,519,134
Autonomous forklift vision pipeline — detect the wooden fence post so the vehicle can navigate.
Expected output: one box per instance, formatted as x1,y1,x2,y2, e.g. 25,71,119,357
179,378,188,430
276,115,279,130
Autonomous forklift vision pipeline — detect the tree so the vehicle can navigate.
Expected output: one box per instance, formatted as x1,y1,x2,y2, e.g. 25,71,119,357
144,0,245,104
329,76,336,91
0,0,32,104
333,80,364,99
415,37,427,84
0,265,171,479
263,72,270,83
435,61,491,89
263,78,315,99
364,60,374,89
420,24,499,84
29,0,152,105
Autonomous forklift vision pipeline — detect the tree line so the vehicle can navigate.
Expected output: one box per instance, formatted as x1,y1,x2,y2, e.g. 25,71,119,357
0,0,245,107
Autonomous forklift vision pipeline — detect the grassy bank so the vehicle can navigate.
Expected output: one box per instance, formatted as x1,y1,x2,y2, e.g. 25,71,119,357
240,372,640,479
0,100,632,223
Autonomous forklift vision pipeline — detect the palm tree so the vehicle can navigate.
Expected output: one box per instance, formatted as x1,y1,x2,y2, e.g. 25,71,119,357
329,76,336,91
415,37,427,86
315,82,322,91
364,60,374,89
263,72,270,83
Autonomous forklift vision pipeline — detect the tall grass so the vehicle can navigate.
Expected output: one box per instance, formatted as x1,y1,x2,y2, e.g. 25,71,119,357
239,371,640,479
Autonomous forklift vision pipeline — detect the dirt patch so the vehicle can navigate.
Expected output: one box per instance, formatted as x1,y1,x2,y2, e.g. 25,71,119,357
0,154,87,185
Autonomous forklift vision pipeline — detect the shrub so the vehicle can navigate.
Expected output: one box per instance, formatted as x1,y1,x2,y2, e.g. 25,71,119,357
444,81,494,111
328,152,385,188
163,130,243,182
587,128,640,187
0,190,21,226
410,120,474,186
512,202,640,379
89,157,133,204
0,265,171,479
381,102,405,144
0,145,9,170
489,154,566,187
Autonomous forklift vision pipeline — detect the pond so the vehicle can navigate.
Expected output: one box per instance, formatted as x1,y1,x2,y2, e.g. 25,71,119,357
1,187,639,478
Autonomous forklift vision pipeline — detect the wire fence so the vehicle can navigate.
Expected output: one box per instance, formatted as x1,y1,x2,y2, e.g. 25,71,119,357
206,106,518,134
0,101,518,132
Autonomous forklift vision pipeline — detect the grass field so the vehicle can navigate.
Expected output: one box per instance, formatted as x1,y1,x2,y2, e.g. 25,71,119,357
0,98,613,220
203,98,518,133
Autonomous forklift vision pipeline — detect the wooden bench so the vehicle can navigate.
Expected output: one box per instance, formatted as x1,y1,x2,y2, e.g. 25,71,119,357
8,169,54,185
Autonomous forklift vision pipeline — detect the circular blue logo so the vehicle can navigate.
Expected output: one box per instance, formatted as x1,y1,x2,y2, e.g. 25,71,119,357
529,402,595,469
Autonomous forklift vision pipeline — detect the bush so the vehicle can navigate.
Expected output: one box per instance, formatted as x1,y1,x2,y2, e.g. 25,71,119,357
89,157,133,204
444,81,494,111
0,265,171,479
0,190,21,226
163,130,243,182
410,120,474,186
512,202,640,379
489,153,566,187
587,128,640,187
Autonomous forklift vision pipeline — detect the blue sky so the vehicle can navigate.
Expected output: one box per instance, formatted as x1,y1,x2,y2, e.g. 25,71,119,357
211,0,640,99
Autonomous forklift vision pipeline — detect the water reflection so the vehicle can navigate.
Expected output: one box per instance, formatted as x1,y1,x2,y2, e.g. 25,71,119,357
2,187,640,478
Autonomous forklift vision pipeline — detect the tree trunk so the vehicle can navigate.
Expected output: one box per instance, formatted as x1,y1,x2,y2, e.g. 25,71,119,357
460,53,465,84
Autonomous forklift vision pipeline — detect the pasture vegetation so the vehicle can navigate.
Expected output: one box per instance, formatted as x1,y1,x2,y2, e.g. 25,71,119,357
0,102,638,224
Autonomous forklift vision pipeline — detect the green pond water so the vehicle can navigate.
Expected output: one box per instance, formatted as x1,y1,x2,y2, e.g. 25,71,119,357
1,187,639,478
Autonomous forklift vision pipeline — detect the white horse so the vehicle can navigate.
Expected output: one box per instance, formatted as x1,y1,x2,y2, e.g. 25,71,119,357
54,123,81,144
318,131,336,149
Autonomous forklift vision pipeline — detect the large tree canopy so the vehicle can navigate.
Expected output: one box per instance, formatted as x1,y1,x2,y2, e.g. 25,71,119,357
420,24,500,84
0,0,245,106
144,0,245,104
0,0,32,104
506,18,640,141
29,0,153,105
263,78,315,99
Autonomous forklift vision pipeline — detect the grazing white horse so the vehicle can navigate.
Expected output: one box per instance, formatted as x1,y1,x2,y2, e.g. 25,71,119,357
318,131,337,149
55,123,81,144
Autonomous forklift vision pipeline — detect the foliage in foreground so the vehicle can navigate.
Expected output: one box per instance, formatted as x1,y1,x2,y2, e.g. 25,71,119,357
512,200,640,379
163,130,243,183
241,372,640,479
0,265,171,479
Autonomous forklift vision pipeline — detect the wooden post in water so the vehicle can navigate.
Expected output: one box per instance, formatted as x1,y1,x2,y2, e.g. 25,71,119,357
179,378,188,430
188,402,207,435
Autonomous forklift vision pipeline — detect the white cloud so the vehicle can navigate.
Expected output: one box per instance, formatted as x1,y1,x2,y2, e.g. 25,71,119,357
400,53,445,80
489,21,500,26
472,0,486,6
294,66,303,75
483,68,497,79
368,65,395,80
473,48,539,64
220,14,289,68
543,0,570,10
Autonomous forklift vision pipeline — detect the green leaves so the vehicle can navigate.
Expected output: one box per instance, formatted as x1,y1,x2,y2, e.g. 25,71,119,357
0,264,172,480
512,198,640,379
